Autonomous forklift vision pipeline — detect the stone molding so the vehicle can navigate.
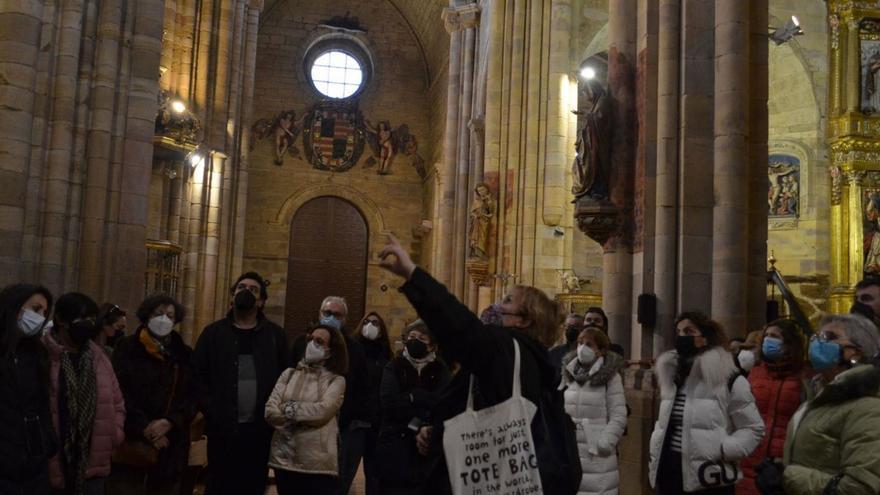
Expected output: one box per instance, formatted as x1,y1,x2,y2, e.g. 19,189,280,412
271,182,389,236
441,4,481,34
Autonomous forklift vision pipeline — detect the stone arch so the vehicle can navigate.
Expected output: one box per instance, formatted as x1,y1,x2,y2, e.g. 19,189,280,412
272,182,389,237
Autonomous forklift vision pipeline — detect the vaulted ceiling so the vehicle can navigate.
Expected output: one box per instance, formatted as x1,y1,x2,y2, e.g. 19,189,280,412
260,0,450,84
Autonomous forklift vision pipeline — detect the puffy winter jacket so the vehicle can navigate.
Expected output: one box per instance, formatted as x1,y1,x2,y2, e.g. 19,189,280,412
649,347,763,493
561,352,627,495
783,364,880,495
264,362,345,476
43,333,126,489
737,362,805,495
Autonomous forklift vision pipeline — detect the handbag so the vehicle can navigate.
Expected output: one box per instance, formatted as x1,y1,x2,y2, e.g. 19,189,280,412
442,340,543,495
112,364,179,468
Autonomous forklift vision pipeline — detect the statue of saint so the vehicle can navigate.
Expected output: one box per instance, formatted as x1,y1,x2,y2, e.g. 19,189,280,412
572,80,612,201
468,183,496,260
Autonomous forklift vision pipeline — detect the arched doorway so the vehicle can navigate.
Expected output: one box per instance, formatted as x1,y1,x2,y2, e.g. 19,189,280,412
285,196,368,337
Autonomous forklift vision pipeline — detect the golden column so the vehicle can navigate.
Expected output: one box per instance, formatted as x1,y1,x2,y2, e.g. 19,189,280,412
827,2,880,312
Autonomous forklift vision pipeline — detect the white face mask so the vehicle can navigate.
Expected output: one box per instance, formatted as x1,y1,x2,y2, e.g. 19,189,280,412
577,344,597,366
305,340,327,364
738,349,756,372
148,315,174,337
18,309,46,337
361,323,380,341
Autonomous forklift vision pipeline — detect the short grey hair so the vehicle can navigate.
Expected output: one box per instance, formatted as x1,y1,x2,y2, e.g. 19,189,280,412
320,296,348,316
820,313,880,359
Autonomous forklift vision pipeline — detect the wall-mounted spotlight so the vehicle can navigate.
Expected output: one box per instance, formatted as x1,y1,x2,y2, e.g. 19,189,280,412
579,66,597,80
171,100,187,113
769,16,803,45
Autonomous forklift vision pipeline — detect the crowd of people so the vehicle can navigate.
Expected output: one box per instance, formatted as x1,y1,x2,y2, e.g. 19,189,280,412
2,235,880,495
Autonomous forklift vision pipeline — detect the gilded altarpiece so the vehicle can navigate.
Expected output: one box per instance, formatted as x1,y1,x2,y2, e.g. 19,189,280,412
828,1,880,312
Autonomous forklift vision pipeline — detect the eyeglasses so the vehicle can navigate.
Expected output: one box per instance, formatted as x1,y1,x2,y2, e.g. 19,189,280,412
365,318,380,325
322,309,345,318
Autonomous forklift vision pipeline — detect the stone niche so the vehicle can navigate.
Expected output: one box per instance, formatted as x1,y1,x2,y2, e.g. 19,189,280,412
244,0,434,339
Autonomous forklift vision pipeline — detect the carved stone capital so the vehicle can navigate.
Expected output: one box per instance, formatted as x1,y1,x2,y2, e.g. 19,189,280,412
442,4,481,33
468,116,485,137
574,196,621,248
847,169,868,186
248,0,264,11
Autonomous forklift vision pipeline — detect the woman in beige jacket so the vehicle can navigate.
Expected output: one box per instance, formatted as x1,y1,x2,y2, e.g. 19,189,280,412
265,324,348,494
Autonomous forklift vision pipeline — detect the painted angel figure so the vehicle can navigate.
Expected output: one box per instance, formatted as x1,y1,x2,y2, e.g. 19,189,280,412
250,110,304,165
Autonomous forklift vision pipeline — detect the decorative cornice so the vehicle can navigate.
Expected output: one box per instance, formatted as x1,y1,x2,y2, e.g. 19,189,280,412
442,4,481,34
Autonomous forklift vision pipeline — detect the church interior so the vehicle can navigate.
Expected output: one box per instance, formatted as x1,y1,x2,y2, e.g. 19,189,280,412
0,0,876,492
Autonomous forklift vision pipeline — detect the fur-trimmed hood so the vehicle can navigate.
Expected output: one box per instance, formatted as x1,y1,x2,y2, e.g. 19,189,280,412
655,346,738,399
562,350,625,388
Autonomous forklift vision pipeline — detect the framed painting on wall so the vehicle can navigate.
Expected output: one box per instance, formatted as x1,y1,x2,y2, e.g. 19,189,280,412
860,19,880,114
864,189,880,276
768,154,800,218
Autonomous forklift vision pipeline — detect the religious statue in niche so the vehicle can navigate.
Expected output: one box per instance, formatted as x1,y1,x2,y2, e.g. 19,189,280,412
860,19,880,114
864,190,880,275
768,154,800,217
571,79,612,201
302,101,366,172
468,182,496,260
250,110,304,166
364,120,426,177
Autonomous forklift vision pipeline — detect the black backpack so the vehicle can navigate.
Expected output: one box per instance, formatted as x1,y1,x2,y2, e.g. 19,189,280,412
532,380,582,494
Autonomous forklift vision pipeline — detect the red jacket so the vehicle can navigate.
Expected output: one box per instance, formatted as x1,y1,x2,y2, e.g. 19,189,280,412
737,362,805,495
43,333,126,488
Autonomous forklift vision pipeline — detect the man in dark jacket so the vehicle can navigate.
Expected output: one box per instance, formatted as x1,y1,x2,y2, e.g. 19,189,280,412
193,272,288,495
548,313,584,373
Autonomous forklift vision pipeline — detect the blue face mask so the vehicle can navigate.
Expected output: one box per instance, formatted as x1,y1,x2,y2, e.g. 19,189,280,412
319,315,342,331
809,339,841,370
762,337,784,361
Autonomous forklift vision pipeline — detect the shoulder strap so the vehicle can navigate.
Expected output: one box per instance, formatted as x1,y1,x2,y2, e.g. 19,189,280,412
728,370,743,392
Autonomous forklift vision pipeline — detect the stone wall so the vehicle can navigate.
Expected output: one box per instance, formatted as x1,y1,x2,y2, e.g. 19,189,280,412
244,0,440,337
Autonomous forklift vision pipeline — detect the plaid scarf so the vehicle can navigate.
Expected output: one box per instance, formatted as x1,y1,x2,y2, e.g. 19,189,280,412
60,348,97,494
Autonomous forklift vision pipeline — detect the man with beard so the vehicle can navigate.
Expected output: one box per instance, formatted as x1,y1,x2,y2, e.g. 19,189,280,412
193,272,288,495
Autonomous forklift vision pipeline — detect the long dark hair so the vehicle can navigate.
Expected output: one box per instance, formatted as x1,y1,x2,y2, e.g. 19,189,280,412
0,284,53,357
765,318,806,367
353,311,392,357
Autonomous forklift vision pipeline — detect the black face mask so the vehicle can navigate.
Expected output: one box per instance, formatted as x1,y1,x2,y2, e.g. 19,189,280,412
850,301,875,321
106,330,124,348
565,325,581,344
405,339,429,359
234,290,257,312
69,320,97,347
674,335,698,358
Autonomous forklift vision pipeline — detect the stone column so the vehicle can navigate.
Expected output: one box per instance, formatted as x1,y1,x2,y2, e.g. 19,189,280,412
711,0,750,335
604,0,638,357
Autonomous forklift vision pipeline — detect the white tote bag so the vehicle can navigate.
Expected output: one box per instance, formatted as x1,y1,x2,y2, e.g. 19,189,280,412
443,340,543,495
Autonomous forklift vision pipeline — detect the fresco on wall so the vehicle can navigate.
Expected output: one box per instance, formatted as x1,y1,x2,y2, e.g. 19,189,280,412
768,154,800,218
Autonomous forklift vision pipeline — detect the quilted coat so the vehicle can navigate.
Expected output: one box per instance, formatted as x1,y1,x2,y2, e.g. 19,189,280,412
264,362,345,476
43,332,126,489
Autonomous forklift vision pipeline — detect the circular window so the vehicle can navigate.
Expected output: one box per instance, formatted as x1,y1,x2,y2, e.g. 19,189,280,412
309,50,364,99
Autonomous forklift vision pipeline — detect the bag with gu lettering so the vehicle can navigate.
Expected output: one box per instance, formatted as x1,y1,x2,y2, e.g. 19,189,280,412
442,340,543,495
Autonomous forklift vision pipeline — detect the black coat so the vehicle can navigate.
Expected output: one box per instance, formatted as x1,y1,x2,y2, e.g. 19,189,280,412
376,356,450,483
192,313,288,437
400,268,566,492
360,338,391,428
0,338,56,494
111,328,196,481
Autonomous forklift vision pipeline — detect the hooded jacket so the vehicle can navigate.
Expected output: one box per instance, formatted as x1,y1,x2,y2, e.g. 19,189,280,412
783,364,880,495
649,347,763,492
264,362,345,475
43,333,126,488
560,351,627,495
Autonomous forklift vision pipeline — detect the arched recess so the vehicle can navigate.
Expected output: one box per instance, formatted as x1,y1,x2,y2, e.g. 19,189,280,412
272,182,389,235
285,196,369,337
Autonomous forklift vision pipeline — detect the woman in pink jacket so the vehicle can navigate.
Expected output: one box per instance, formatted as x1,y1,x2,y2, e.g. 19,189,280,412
43,293,125,495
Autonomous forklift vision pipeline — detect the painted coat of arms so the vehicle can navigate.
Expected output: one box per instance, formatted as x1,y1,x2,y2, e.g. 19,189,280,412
303,101,366,172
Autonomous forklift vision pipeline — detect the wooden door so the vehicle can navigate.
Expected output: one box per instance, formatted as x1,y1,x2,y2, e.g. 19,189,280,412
285,196,368,338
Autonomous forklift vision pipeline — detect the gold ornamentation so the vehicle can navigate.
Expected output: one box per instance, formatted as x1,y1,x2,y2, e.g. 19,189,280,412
831,166,844,205
831,14,842,50
465,259,493,288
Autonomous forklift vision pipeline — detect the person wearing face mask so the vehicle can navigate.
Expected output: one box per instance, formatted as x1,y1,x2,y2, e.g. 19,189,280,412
559,327,627,495
754,314,880,495
736,319,807,495
265,324,348,494
94,303,127,356
193,272,289,495
549,314,585,375
43,292,126,495
346,311,392,495
0,284,57,494
106,295,196,495
376,320,451,495
649,311,763,495
732,331,763,376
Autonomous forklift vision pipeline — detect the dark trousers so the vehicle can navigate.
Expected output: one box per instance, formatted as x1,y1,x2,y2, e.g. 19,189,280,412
276,470,337,495
656,449,735,495
105,464,180,495
337,426,379,495
205,422,271,495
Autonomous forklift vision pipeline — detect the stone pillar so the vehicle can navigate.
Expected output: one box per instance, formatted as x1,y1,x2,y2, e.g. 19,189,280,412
603,0,637,357
711,0,750,335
